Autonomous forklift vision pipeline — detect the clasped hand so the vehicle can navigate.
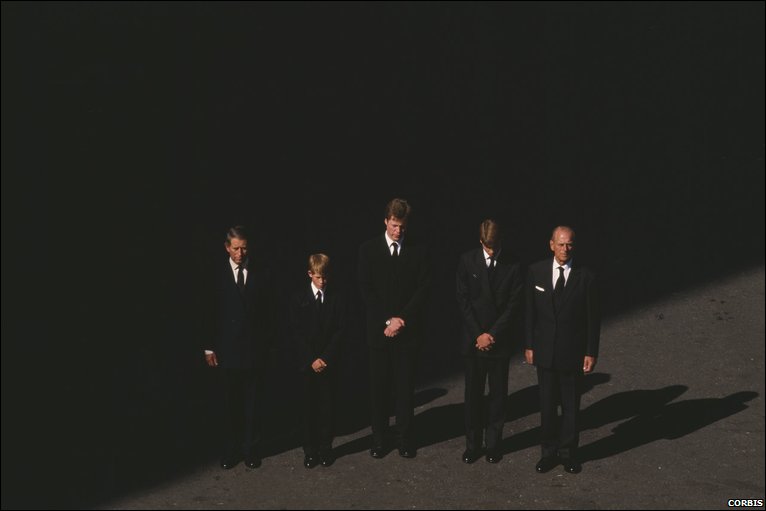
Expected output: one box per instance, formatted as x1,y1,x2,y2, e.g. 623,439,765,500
384,317,406,337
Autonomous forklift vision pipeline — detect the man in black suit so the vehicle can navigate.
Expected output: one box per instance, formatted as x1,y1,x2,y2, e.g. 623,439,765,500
525,226,600,474
204,226,276,470
456,219,523,464
289,254,346,469
358,198,431,459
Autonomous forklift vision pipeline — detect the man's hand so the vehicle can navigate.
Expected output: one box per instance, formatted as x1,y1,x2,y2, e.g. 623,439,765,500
384,317,406,338
524,349,534,365
205,351,218,367
475,333,495,351
312,358,327,373
583,356,597,373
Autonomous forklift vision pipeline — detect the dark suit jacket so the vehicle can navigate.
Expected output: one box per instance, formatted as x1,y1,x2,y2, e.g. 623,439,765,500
525,259,600,370
456,248,524,358
288,285,346,372
358,235,431,347
211,260,276,369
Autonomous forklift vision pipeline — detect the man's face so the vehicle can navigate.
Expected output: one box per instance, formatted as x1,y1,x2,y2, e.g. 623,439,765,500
549,229,575,265
384,216,407,242
225,237,248,265
481,241,500,259
308,271,327,290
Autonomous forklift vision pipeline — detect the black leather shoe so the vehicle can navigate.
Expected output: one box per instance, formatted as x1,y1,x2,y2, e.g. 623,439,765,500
244,457,261,469
485,451,502,464
370,447,386,459
398,447,417,458
320,451,335,467
535,456,559,473
462,449,478,464
304,455,319,468
220,458,237,470
562,459,582,474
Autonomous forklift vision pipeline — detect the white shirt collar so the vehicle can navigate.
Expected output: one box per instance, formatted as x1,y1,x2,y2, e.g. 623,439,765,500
552,258,572,272
483,248,500,265
311,282,324,300
229,258,248,271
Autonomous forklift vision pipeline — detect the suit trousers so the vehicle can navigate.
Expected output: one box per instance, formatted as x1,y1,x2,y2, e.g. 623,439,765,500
221,368,262,459
537,366,581,459
369,342,416,449
301,369,334,455
464,356,510,452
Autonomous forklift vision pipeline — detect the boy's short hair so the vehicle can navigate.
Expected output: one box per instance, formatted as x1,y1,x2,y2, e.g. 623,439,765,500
308,253,331,275
479,219,502,249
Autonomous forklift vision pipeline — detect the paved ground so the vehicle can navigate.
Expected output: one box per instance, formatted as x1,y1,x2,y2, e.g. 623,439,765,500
99,267,764,510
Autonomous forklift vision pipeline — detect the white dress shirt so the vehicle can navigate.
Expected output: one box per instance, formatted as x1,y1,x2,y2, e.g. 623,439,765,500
384,232,404,255
311,282,324,303
229,257,248,285
483,248,500,268
551,258,572,288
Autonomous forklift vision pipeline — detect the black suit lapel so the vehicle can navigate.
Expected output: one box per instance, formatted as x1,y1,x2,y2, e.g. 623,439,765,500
305,286,315,306
544,263,557,313
320,289,335,323
493,256,511,286
380,235,391,257
476,249,492,296
240,265,256,303
559,265,580,310
304,286,321,333
223,261,245,302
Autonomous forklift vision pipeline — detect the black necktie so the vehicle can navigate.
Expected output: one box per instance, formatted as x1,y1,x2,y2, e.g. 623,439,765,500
554,266,565,307
315,290,322,310
237,265,245,293
391,242,399,257
487,256,495,279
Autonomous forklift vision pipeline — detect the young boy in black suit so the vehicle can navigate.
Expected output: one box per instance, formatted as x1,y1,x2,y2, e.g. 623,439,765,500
289,254,346,468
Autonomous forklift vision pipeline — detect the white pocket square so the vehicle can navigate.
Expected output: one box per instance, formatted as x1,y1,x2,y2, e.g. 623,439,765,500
535,285,545,292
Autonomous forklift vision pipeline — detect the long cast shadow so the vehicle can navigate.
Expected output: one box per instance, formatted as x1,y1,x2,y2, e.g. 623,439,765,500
498,385,758,464
502,384,690,456
331,387,448,459
579,390,759,462
410,372,611,452
499,372,613,455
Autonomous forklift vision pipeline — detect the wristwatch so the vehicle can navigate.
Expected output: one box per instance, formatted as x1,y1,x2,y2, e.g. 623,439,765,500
385,319,392,326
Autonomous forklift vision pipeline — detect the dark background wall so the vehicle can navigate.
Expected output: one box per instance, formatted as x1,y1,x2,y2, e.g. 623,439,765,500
2,2,763,508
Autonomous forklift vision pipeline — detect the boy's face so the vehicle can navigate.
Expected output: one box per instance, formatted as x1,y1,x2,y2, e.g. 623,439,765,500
308,271,327,290
480,241,499,259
